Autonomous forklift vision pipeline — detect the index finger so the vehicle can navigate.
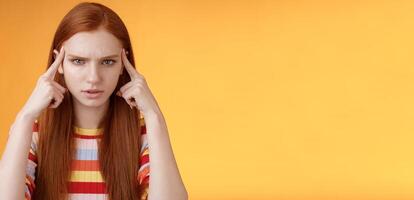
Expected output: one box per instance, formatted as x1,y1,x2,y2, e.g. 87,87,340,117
121,48,140,79
44,46,65,79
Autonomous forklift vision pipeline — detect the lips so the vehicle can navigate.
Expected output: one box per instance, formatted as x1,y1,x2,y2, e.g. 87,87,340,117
82,89,104,99
82,89,103,93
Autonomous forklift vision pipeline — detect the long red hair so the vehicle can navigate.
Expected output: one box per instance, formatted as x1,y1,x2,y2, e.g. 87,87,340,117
33,2,145,199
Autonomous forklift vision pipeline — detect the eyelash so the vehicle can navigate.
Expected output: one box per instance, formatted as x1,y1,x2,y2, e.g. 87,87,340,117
70,59,116,66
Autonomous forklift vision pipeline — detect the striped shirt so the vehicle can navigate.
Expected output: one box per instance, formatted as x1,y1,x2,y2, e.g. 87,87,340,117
24,116,150,200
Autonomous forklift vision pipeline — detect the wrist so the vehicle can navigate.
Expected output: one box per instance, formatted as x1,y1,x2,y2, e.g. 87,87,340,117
16,110,38,122
141,108,162,119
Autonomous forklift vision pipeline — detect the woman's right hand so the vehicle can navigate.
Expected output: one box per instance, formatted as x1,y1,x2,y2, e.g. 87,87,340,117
20,46,68,120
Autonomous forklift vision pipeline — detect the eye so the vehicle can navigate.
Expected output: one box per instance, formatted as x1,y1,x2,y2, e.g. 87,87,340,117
103,59,116,65
70,59,84,65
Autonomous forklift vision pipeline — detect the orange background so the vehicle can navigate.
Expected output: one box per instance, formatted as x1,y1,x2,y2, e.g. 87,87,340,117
2,0,414,199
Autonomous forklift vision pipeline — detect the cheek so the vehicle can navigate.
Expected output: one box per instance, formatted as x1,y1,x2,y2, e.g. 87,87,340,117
104,63,122,79
62,65,83,90
103,69,121,88
63,74,81,92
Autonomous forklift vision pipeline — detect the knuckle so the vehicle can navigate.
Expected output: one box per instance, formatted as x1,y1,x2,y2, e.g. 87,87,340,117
38,76,47,83
46,84,54,91
47,90,54,96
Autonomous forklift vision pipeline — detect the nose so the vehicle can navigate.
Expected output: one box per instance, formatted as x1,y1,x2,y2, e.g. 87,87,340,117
86,63,101,84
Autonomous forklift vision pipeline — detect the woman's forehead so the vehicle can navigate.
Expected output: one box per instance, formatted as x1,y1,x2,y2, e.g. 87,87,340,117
63,29,122,58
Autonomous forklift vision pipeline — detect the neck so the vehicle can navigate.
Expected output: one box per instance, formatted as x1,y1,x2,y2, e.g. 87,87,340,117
72,98,109,129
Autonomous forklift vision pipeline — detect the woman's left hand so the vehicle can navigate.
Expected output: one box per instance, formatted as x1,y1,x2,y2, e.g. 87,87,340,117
116,48,160,115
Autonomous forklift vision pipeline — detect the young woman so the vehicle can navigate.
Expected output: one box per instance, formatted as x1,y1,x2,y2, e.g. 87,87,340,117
0,2,187,200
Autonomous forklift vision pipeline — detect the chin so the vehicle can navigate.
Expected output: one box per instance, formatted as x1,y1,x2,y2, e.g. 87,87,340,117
80,100,107,107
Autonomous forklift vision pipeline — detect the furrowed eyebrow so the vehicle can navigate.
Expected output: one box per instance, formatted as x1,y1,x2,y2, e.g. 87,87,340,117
67,54,119,59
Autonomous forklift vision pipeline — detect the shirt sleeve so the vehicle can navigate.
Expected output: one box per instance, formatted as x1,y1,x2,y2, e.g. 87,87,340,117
138,115,150,200
24,120,39,200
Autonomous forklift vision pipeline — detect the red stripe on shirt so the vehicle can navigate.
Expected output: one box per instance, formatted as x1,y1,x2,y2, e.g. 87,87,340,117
67,182,107,193
32,121,39,132
73,134,103,139
141,125,147,134
71,160,100,171
140,154,149,165
28,152,37,163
